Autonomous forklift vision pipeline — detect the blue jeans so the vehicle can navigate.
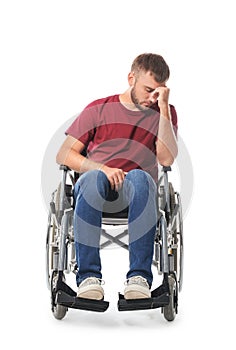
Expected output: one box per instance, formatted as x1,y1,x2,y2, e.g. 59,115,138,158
73,169,157,287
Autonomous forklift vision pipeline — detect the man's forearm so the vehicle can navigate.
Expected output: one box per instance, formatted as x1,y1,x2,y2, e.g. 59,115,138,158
156,104,178,166
56,147,103,173
79,157,103,173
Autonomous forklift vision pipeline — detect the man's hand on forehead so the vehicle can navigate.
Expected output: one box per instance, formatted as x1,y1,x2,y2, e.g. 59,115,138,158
153,86,170,105
150,86,166,102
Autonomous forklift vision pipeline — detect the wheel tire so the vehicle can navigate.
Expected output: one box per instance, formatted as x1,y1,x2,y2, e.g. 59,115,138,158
46,183,68,288
174,194,184,292
47,184,69,320
163,274,178,322
168,184,184,292
168,183,175,216
52,304,68,320
51,272,68,320
46,214,58,289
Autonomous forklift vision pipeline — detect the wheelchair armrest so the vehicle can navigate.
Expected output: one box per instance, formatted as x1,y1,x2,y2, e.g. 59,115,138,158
162,166,172,172
59,164,71,171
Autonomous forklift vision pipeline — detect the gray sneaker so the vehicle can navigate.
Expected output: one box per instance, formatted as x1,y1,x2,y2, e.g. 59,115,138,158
124,276,151,299
77,277,104,300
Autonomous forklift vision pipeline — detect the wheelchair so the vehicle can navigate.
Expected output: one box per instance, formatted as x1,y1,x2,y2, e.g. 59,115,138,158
46,164,183,322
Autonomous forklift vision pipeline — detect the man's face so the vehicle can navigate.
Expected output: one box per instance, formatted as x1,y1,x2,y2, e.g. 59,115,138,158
130,70,166,111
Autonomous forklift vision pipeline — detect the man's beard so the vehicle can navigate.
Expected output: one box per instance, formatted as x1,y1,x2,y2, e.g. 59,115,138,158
130,86,154,113
130,87,144,111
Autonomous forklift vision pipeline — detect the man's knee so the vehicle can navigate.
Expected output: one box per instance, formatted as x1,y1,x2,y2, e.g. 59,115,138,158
125,169,156,192
123,170,157,210
74,170,109,199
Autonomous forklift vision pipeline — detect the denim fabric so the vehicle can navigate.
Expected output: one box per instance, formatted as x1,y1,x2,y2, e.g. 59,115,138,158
74,169,157,286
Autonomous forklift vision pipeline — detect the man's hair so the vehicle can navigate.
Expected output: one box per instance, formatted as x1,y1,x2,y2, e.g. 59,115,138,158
131,53,170,83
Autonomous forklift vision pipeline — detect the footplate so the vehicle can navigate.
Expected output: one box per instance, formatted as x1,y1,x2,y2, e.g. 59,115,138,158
117,283,170,311
54,277,109,312
56,290,109,312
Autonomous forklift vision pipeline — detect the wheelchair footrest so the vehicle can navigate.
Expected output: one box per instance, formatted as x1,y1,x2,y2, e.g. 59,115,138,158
56,290,109,312
117,284,170,311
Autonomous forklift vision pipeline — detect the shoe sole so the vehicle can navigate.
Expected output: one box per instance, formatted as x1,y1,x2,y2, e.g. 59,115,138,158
77,286,104,300
124,289,151,300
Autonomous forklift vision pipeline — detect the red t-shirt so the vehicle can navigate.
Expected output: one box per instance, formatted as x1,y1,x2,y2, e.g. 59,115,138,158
66,94,178,181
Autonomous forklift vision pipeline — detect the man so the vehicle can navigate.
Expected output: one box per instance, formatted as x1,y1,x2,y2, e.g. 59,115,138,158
56,53,178,301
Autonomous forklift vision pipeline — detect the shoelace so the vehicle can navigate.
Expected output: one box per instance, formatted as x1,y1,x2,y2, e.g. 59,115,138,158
80,277,105,287
124,276,149,287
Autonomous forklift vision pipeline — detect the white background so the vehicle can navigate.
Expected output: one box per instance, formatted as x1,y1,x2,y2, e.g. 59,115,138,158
1,0,235,348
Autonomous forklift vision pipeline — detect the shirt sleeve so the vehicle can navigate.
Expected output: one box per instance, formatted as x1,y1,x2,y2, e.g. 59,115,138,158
65,104,97,147
170,104,178,136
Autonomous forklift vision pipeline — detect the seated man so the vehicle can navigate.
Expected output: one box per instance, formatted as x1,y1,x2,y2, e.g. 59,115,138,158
56,53,178,300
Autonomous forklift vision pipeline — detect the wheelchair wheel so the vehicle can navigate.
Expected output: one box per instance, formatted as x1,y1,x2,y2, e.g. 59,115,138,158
51,271,68,320
46,182,71,288
52,302,67,320
163,273,178,322
55,182,73,220
46,213,58,289
169,183,184,292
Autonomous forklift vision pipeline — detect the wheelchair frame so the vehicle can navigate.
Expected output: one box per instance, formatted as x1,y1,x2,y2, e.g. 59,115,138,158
46,165,183,321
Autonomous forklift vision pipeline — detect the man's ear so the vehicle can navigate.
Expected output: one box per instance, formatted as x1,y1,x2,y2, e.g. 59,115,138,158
128,71,135,87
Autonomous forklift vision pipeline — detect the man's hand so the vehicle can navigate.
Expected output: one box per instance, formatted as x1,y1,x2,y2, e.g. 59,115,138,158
154,86,170,107
101,165,126,191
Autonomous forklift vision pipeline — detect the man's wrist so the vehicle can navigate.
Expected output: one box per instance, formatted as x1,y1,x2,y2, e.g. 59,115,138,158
79,158,104,173
159,103,170,120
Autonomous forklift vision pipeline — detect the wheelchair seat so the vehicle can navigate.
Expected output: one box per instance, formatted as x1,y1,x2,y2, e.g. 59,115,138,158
102,207,128,225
